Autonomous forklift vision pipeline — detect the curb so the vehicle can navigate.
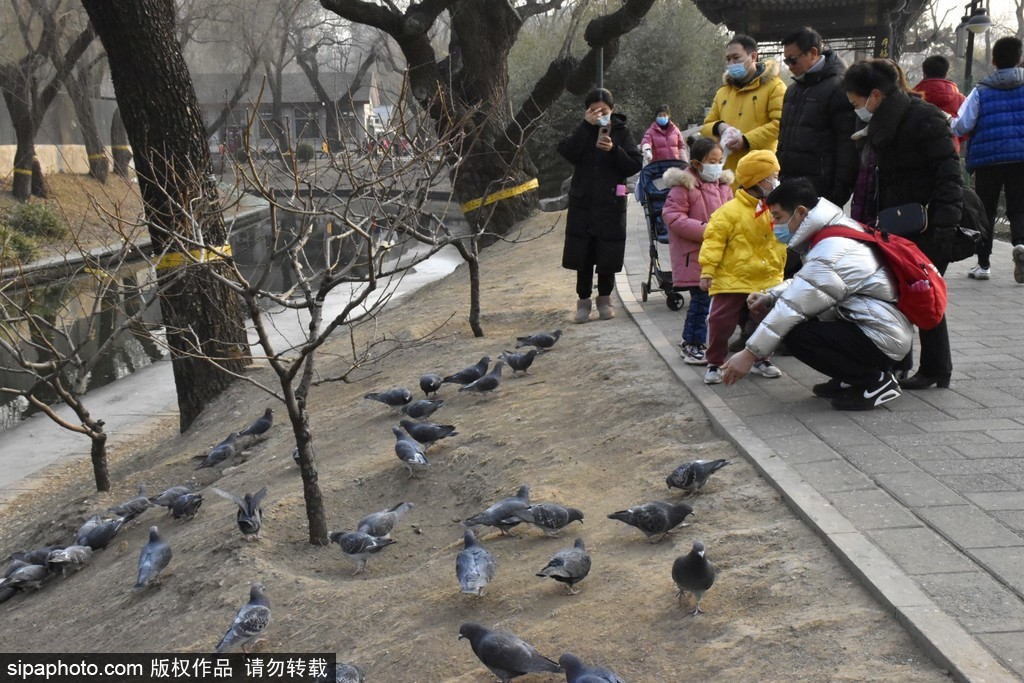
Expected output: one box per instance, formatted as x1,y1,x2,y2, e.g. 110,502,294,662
614,269,1019,683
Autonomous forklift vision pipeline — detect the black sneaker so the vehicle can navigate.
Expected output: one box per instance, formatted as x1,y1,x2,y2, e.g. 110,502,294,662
830,372,902,411
812,378,849,398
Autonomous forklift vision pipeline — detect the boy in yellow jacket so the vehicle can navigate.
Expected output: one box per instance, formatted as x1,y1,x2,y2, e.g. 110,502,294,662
699,150,787,384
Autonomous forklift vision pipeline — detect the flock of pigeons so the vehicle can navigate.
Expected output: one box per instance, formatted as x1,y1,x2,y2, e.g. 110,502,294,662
0,324,734,682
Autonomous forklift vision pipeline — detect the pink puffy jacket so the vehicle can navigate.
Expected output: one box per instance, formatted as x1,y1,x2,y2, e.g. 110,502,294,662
641,121,688,162
661,166,735,287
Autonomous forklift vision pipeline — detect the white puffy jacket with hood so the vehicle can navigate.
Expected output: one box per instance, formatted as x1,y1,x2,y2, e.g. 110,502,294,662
746,198,914,361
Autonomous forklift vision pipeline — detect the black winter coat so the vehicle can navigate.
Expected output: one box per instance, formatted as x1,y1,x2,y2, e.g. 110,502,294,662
557,113,643,272
866,90,963,264
777,51,858,206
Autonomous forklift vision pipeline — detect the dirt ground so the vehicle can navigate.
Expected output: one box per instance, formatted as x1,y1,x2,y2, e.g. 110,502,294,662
0,208,951,681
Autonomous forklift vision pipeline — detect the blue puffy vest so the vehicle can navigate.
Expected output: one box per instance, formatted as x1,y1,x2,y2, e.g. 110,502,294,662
966,83,1024,171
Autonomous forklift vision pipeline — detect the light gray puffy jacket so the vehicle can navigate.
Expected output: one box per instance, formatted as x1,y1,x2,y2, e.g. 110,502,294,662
746,198,914,361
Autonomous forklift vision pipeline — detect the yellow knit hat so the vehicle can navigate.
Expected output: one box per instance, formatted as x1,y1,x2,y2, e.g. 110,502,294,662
736,150,780,189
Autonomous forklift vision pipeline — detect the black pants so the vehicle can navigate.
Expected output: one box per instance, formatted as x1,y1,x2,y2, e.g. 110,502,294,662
785,319,896,387
576,269,614,299
974,161,1024,267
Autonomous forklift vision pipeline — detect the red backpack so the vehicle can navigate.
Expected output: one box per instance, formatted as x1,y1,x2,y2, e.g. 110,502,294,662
809,224,947,330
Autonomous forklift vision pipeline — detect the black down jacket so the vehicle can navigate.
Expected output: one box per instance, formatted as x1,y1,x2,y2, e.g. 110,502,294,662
557,113,643,272
777,51,858,206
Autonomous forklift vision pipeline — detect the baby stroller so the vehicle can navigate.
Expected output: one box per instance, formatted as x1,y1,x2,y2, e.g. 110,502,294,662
636,159,687,310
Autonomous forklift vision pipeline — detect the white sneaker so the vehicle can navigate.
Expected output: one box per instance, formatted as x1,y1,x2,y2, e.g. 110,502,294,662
680,343,707,365
1014,245,1024,284
750,359,783,378
967,265,991,280
704,366,723,385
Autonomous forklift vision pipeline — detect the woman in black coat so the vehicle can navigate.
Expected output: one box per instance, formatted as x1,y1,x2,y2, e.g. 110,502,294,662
557,88,643,323
843,59,963,390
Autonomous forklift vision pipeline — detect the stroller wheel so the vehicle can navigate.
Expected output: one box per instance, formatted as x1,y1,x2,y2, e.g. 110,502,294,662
667,291,685,311
640,282,649,302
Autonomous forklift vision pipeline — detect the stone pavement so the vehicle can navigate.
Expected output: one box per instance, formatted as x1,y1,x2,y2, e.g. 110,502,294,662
620,197,1024,682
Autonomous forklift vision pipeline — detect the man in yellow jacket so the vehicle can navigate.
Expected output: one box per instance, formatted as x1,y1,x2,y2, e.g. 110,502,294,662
701,34,786,186
699,150,787,385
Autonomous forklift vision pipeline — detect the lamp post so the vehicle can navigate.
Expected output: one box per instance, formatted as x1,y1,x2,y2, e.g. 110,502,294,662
959,0,992,91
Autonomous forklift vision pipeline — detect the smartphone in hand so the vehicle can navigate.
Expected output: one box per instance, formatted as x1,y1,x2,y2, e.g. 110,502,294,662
598,126,610,137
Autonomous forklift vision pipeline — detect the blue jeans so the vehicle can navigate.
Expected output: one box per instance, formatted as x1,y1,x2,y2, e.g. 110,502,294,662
682,287,710,345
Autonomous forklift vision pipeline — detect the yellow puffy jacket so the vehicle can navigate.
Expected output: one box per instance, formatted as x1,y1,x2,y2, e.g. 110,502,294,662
698,189,786,296
701,60,786,182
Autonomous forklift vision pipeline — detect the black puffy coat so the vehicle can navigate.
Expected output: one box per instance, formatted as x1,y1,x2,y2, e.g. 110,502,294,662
866,90,963,264
777,51,858,206
557,113,643,272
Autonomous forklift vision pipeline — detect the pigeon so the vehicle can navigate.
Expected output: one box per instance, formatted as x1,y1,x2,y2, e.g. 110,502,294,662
134,526,173,590
0,563,49,591
215,582,272,653
170,492,204,521
458,360,504,394
78,516,126,550
458,622,562,682
392,426,429,477
673,540,717,616
357,502,414,539
195,432,239,470
46,545,93,578
238,407,274,439
107,484,154,522
464,484,531,535
514,329,563,351
666,459,732,494
329,531,397,575
151,484,195,509
607,501,694,543
513,503,584,537
363,387,413,410
9,546,63,566
559,652,627,683
456,529,495,597
212,486,268,541
315,662,365,683
536,537,591,595
442,356,490,385
399,398,445,420
498,349,538,376
400,419,458,449
419,373,443,397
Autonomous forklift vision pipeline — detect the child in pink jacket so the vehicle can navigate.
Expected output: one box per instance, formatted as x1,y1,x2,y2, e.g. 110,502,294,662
661,137,734,364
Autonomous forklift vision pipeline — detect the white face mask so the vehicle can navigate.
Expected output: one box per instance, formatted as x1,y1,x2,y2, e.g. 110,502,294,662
596,114,611,127
855,105,873,123
698,163,724,182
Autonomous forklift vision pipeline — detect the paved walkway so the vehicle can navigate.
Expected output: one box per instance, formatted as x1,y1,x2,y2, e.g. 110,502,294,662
620,197,1024,682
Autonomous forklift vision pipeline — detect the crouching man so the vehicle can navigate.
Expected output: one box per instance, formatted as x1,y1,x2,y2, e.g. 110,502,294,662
720,179,912,410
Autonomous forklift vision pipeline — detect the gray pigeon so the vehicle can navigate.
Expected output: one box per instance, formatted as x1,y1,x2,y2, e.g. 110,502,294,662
464,484,531,535
215,582,271,653
607,501,694,543
0,563,49,591
238,407,274,438
498,349,538,375
363,387,413,410
400,418,458,449
442,356,490,386
134,526,173,590
560,652,627,683
666,459,732,494
46,545,93,578
392,426,429,477
419,373,443,397
514,329,563,351
107,484,154,522
9,546,63,566
151,484,195,509
458,622,561,682
356,501,414,539
329,531,397,575
195,432,239,470
170,492,204,521
315,662,365,683
78,516,126,550
212,487,268,541
456,528,495,597
513,503,584,537
536,537,591,595
458,360,504,394
399,398,445,420
673,540,717,616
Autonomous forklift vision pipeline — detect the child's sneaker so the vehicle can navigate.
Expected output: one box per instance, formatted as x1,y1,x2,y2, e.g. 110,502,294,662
704,366,723,384
680,343,707,365
750,359,782,378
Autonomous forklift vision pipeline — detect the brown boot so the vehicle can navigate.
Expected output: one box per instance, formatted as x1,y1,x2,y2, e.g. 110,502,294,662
574,298,593,324
596,295,615,320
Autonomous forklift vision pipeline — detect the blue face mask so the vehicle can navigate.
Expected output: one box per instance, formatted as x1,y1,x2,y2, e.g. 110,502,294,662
726,62,749,80
596,114,611,127
656,116,669,126
773,222,792,244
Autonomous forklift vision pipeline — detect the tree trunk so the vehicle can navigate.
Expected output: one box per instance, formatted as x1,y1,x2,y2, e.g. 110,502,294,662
0,68,36,201
110,109,133,178
82,0,249,433
66,68,109,184
89,430,110,492
288,395,328,546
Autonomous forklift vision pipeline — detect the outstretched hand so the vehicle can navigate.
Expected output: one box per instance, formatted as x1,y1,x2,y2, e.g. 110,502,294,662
721,348,756,385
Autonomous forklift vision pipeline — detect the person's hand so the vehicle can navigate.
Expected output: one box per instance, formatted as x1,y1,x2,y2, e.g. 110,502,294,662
721,348,756,385
699,277,712,291
596,134,613,152
726,135,746,151
584,108,603,125
747,292,773,316
642,146,653,165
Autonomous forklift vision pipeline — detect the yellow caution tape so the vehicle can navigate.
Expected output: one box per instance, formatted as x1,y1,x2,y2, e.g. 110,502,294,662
88,153,106,160
461,178,539,213
13,168,32,176
112,145,132,151
155,244,232,271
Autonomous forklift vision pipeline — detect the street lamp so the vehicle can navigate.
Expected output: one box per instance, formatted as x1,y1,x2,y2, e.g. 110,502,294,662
958,0,992,91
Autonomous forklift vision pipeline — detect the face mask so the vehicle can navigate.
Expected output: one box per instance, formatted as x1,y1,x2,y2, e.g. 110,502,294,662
773,223,793,244
764,177,780,191
596,114,611,127
698,163,723,182
855,105,873,123
656,116,669,126
726,61,749,80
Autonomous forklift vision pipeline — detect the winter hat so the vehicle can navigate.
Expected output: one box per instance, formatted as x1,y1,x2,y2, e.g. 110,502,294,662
736,149,780,188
